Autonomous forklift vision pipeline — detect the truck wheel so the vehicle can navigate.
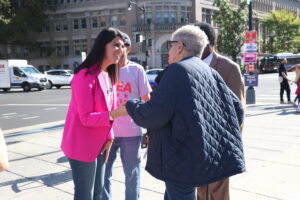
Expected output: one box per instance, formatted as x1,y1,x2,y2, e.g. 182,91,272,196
56,86,61,89
22,83,31,92
47,81,53,89
3,88,10,92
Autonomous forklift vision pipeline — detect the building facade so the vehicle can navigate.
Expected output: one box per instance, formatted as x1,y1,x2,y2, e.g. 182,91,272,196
2,0,300,71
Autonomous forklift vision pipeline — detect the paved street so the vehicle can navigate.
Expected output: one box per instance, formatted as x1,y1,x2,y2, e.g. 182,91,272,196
0,72,296,131
1,72,300,200
0,87,70,130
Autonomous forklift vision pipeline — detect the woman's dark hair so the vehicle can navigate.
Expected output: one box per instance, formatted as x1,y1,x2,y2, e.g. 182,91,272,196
74,27,124,84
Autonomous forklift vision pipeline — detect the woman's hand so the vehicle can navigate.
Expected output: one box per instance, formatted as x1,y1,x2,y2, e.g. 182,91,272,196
101,140,113,163
110,103,128,119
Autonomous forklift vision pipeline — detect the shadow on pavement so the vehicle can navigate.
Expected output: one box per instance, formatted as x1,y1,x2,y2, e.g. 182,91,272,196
246,104,298,117
4,126,64,139
0,170,72,193
57,156,68,163
9,150,61,163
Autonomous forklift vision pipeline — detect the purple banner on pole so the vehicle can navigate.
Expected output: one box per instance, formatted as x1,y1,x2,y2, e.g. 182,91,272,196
245,74,258,87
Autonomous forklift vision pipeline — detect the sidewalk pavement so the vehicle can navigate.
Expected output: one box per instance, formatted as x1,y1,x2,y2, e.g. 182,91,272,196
1,103,300,200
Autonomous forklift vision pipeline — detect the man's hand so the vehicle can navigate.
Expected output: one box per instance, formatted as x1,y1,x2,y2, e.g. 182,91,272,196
101,140,113,163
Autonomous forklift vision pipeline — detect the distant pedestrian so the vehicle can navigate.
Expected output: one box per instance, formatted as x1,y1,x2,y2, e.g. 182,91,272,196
113,25,245,200
194,22,245,200
0,128,9,172
293,64,300,105
101,32,151,200
279,58,291,104
61,27,125,200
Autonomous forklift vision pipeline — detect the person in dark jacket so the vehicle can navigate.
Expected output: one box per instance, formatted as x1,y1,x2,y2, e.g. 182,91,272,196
278,58,292,104
111,25,245,200
195,22,245,200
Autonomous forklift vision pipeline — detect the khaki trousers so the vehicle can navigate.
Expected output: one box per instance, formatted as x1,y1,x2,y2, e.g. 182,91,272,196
197,178,229,200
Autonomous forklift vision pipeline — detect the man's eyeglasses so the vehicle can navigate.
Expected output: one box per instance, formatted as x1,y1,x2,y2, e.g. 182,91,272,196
166,40,186,50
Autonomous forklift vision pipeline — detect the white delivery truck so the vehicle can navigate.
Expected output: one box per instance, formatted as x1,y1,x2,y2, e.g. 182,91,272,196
0,59,48,92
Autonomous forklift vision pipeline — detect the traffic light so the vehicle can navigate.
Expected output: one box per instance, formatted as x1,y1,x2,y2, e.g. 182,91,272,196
146,50,150,57
136,34,143,43
148,39,152,47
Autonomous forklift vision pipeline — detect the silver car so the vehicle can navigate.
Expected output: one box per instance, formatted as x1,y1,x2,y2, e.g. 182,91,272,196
45,69,73,89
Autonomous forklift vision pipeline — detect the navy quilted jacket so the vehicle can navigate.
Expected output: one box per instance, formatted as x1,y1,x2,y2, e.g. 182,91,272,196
126,56,245,187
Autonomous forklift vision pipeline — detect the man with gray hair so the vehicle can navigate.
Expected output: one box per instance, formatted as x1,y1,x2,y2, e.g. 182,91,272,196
111,25,246,200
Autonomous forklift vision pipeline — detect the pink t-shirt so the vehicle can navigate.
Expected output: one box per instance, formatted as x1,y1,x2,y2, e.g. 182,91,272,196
113,62,152,137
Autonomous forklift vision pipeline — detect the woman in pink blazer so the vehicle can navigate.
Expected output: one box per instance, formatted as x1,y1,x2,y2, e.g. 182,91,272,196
61,28,125,200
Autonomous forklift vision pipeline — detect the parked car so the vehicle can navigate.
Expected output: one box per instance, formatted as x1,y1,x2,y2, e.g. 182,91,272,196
45,69,73,89
146,69,163,83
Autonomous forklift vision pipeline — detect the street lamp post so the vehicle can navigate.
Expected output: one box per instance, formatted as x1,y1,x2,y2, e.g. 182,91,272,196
269,31,275,54
128,1,148,67
246,0,256,104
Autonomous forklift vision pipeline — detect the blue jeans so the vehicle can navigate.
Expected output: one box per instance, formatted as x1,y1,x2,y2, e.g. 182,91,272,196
101,136,142,200
68,153,106,200
164,181,196,200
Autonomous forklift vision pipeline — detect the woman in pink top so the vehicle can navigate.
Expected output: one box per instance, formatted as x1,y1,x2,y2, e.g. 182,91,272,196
61,28,125,200
294,65,300,106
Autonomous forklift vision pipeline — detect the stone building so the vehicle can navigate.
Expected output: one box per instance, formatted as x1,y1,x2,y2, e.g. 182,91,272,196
3,0,300,71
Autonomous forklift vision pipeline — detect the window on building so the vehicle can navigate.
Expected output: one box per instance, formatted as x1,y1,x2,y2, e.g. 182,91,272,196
120,15,126,26
55,40,69,57
67,0,70,3
74,39,87,56
92,17,98,28
111,16,118,27
65,46,69,56
180,13,186,23
100,17,107,27
55,22,61,31
156,12,162,24
63,21,68,30
164,13,169,24
147,13,152,24
171,12,176,23
81,19,86,29
64,41,69,56
42,24,50,32
57,46,62,56
73,19,79,29
202,8,212,24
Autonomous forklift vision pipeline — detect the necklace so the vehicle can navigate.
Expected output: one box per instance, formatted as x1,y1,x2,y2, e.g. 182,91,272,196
102,71,113,95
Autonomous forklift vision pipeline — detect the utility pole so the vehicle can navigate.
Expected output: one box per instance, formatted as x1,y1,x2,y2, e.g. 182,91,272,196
245,0,257,104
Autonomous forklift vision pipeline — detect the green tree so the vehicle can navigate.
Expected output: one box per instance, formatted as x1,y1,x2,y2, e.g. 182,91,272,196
0,0,11,25
0,0,56,46
262,9,300,54
213,0,248,62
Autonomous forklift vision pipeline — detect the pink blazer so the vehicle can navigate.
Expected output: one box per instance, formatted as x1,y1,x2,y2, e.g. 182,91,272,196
61,66,117,162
